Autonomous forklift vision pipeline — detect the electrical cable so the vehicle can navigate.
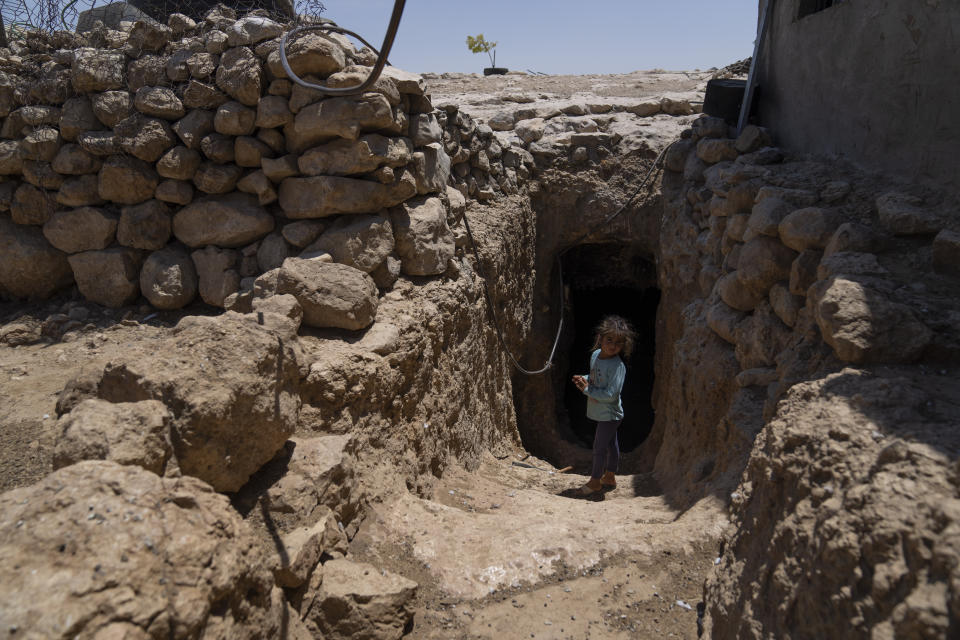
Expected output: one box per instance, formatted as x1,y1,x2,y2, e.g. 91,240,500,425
279,0,406,96
462,138,679,376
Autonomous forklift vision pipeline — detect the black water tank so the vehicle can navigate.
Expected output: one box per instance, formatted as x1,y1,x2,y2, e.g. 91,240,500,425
703,79,747,125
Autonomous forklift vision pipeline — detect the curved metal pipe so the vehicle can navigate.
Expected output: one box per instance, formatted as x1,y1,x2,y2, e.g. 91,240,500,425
279,0,406,96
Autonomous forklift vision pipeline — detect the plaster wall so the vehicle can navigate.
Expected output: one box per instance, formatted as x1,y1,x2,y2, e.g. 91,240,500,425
755,0,960,191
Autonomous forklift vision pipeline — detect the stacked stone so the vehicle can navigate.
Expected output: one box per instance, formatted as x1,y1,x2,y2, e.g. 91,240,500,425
0,6,465,331
666,115,953,405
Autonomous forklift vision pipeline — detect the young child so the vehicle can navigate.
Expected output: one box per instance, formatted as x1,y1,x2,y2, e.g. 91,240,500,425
572,315,635,495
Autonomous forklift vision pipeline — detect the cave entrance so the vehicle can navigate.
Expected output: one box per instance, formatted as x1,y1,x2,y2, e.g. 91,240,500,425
557,244,659,454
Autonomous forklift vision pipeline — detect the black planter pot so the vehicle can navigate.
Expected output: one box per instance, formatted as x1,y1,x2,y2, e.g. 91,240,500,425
483,67,508,76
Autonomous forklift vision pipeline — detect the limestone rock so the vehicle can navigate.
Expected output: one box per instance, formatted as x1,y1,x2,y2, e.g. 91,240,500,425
193,162,244,194
697,138,738,164
235,136,273,167
263,154,301,182
91,90,133,127
192,245,240,307
200,132,235,163
174,192,274,248
303,213,394,273
59,96,102,141
0,139,23,174
744,197,791,242
736,236,798,297
390,196,455,276
268,258,379,330
811,277,932,363
285,94,393,153
20,126,62,162
734,125,772,153
817,251,888,281
824,222,885,257
778,207,839,251
114,113,176,162
734,301,792,369
283,220,326,248
22,161,64,190
257,231,292,272
236,170,277,205
381,66,426,95
267,31,346,79
411,143,451,195
51,143,101,175
118,199,171,250
664,139,695,173
876,192,942,235
0,217,74,299
134,86,185,120
307,558,416,640
789,249,822,296
626,99,661,117
409,113,443,147
68,247,143,308
98,155,159,204
299,134,412,176
228,15,283,46
215,100,256,135
172,108,215,148
53,399,172,474
183,79,230,109
932,229,960,276
43,207,117,253
216,46,263,106
187,52,219,79
718,271,765,312
127,55,169,91
126,20,172,53
279,174,416,219
706,300,746,345
140,244,198,309
515,118,545,144
155,179,194,205
370,252,401,290
256,94,293,128
275,507,346,588
11,183,58,225
71,48,125,92
0,462,281,639
156,145,202,180
769,282,803,327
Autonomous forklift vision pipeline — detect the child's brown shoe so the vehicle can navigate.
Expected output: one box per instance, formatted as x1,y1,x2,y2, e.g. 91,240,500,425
600,471,616,488
578,477,603,495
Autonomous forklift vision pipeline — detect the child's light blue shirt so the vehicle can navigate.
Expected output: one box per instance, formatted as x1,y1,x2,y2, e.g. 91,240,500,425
583,349,626,421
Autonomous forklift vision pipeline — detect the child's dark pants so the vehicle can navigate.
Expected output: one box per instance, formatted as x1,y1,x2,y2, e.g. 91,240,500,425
591,419,622,479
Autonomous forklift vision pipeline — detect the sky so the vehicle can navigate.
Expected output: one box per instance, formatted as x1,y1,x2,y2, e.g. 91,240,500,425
320,0,760,75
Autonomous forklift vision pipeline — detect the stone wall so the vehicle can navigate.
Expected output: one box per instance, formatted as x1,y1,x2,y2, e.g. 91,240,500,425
755,0,960,192
0,6,500,322
656,115,960,636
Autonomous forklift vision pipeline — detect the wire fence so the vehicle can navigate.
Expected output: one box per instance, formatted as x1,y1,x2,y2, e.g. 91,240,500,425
0,0,325,39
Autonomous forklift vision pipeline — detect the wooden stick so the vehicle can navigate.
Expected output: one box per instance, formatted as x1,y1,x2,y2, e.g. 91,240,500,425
557,466,574,473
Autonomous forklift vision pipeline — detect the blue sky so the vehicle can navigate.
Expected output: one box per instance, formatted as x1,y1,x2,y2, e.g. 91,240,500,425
321,0,759,75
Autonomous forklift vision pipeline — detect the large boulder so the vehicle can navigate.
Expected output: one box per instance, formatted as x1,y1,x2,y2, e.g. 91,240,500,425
0,217,74,299
43,207,117,253
53,399,172,474
216,46,263,106
140,244,199,309
285,94,393,153
173,193,274,248
302,213,394,273
298,134,412,176
279,173,416,219
390,196,455,276
810,276,932,363
74,312,301,491
735,235,797,297
304,558,417,640
68,247,143,308
267,258,378,330
227,15,283,46
0,461,281,638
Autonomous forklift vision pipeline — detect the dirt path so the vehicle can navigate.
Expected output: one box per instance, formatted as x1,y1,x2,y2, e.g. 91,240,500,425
352,453,726,639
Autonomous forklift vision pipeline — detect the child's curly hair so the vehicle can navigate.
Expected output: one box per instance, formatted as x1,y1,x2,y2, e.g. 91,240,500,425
591,315,636,359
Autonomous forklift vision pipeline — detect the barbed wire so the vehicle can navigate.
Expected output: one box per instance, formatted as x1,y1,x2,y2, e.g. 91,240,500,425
0,0,326,39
